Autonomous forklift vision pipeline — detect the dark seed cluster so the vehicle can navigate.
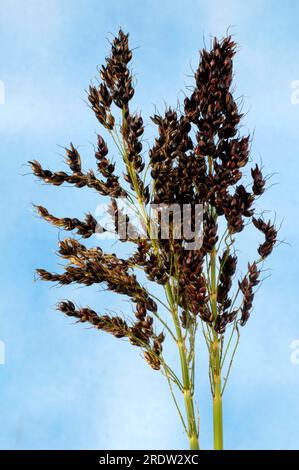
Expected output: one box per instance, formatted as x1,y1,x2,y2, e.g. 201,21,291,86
57,300,164,370
30,143,126,197
100,30,134,109
31,29,277,371
107,198,139,241
146,34,275,331
252,217,277,259
239,262,260,325
35,205,103,238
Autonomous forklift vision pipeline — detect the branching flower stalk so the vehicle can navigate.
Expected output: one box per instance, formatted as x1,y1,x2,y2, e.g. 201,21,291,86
30,30,277,450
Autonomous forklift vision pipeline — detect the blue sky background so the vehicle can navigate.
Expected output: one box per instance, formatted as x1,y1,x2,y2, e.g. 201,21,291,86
0,0,298,450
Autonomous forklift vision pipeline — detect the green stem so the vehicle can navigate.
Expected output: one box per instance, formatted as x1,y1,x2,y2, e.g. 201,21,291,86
165,283,199,450
210,243,224,450
213,372,223,450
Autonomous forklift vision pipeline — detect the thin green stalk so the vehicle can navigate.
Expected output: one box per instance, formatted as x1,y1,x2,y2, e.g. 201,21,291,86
165,283,199,450
162,362,188,435
210,243,223,450
207,152,224,450
213,370,223,450
222,324,240,395
220,321,237,368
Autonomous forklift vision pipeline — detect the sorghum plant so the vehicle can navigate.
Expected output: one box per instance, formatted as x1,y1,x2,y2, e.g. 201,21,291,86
30,30,277,450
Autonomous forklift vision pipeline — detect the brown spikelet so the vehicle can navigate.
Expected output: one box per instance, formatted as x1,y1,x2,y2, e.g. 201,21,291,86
252,217,277,258
35,205,103,238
